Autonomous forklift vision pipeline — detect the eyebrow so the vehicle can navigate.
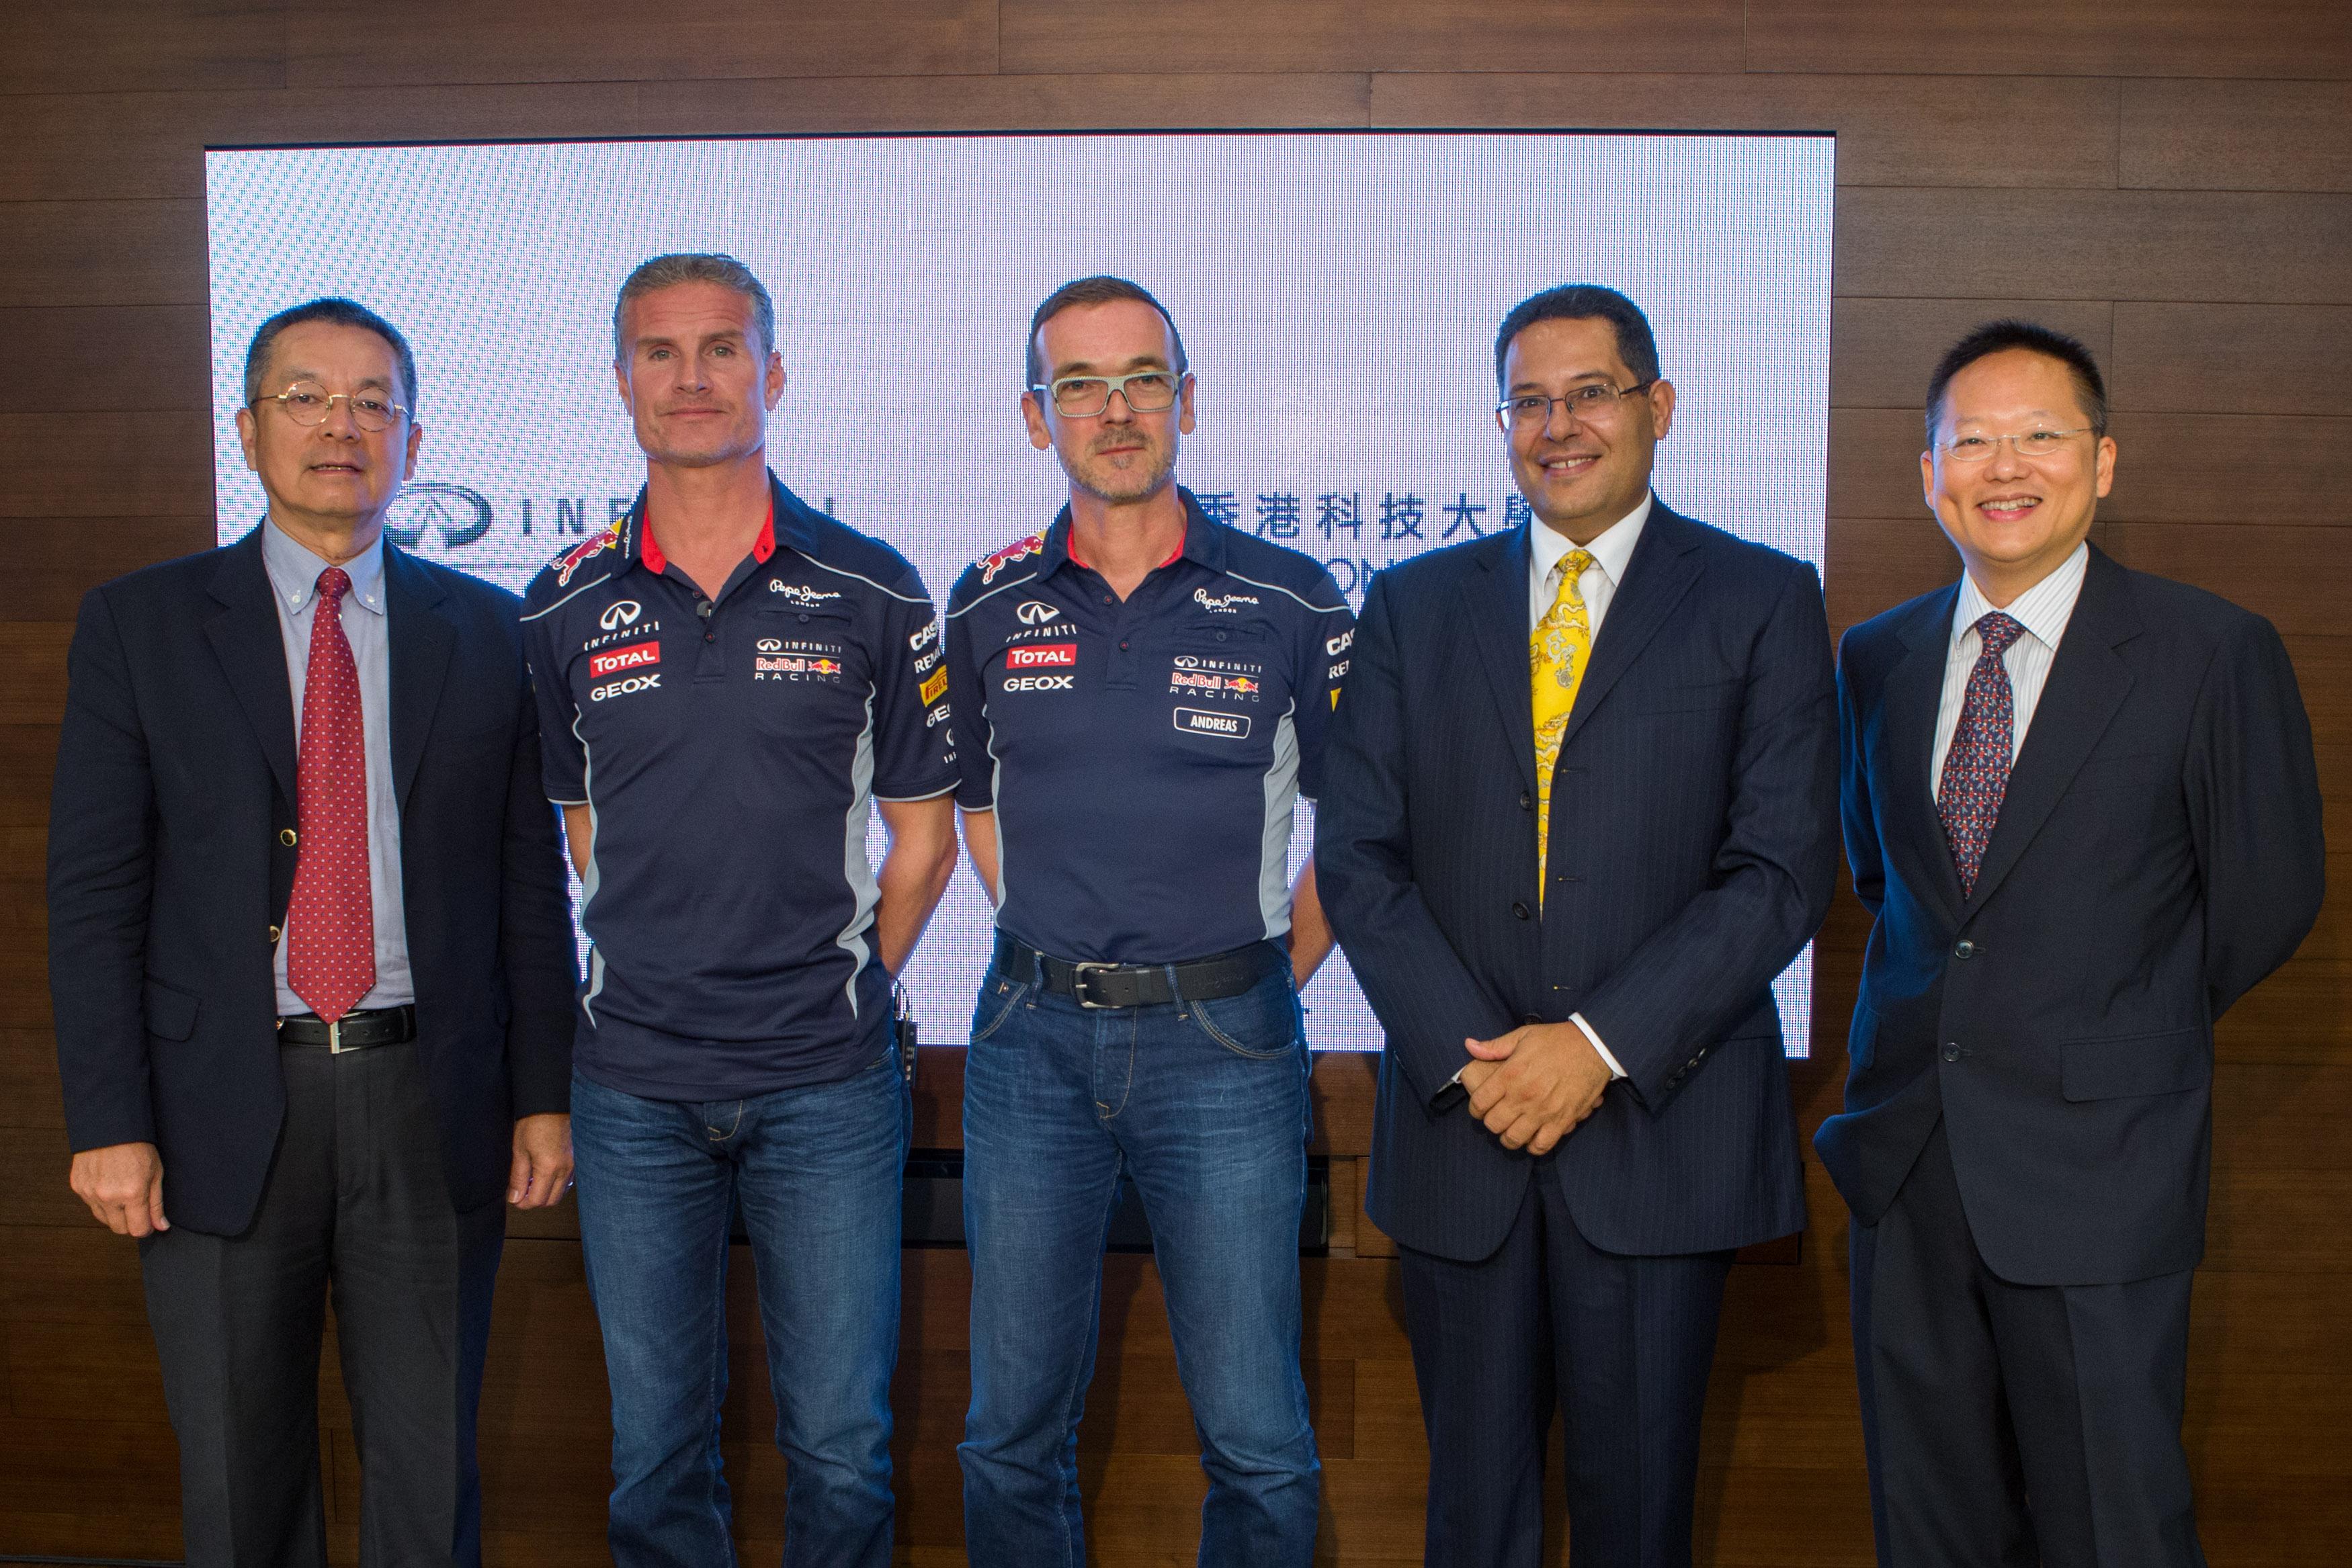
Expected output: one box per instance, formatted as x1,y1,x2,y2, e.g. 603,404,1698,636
1505,369,1617,395
1051,353,1170,380
278,367,394,394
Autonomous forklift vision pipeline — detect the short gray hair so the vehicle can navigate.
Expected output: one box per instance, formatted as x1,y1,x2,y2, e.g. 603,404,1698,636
612,253,775,360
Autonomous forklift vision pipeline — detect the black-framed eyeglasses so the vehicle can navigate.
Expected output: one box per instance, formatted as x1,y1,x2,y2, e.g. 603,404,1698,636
1031,370,1186,419
1496,380,1657,432
253,380,409,433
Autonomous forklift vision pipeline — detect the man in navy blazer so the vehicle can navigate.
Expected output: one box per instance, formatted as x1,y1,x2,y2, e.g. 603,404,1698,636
1819,320,2323,1567
48,298,577,1567
1316,285,1839,1567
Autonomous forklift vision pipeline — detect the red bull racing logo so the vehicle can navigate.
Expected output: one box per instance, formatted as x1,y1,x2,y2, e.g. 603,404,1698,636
552,521,625,586
978,531,1046,584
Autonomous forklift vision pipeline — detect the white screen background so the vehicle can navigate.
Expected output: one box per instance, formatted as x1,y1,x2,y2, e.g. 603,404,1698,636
206,132,1833,1053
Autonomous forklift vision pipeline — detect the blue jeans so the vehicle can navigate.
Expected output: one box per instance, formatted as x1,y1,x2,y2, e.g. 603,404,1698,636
571,1053,909,1568
959,953,1322,1567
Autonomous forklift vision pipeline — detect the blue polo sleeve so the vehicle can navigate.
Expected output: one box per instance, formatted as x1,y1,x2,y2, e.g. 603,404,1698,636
520,592,588,805
1293,574,1355,801
870,566,958,801
943,570,997,811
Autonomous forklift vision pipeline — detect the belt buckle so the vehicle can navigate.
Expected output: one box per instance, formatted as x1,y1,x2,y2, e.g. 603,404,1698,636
1070,962,1119,1010
327,1017,347,1053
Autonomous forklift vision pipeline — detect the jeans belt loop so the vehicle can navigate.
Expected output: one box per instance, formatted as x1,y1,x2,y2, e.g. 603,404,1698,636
1164,962,1186,1017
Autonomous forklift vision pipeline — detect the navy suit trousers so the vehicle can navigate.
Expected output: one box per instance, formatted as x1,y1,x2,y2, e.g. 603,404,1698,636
1400,1154,1734,1568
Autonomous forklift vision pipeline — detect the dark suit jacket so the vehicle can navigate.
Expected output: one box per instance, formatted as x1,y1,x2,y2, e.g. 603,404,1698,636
47,527,578,1236
1316,505,1840,1262
1816,546,2324,1287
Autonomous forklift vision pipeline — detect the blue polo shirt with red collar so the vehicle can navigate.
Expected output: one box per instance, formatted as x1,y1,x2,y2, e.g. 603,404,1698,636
944,487,1353,965
521,473,955,1100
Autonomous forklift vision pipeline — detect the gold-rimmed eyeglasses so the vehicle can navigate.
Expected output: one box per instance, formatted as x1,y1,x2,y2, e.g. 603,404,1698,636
253,380,409,433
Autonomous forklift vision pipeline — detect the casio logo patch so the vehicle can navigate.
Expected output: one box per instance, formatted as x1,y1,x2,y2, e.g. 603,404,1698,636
909,621,939,652
588,641,661,680
1174,707,1249,738
1004,674,1075,693
1005,642,1077,670
1325,629,1353,656
591,672,662,701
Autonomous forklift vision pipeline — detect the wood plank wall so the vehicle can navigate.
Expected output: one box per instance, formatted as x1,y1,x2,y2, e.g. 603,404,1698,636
3,3,2347,1562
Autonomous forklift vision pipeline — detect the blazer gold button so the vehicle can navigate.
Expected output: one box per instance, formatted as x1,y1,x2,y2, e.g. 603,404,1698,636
280,828,298,846
267,924,282,943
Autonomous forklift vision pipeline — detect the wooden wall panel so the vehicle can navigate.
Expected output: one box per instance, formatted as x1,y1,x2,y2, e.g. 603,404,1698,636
4,3,2349,1564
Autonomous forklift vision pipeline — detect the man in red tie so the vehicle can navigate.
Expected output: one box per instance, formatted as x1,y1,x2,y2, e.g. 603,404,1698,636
1820,321,2325,1567
47,298,579,1567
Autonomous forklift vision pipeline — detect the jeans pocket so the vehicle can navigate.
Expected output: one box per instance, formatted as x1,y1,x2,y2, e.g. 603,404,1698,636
970,977,1031,1043
1187,971,1304,1060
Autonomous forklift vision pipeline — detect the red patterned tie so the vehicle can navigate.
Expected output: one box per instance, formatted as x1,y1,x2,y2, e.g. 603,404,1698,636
1937,611,2026,900
286,566,375,1021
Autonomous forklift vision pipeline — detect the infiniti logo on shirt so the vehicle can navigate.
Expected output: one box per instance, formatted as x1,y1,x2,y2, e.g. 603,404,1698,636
599,600,643,630
1016,600,1062,625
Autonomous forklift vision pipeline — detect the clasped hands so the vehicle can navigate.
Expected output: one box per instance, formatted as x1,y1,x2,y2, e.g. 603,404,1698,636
1458,1022,1614,1156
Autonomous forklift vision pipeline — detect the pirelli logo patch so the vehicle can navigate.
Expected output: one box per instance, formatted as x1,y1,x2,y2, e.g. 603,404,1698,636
920,668,949,705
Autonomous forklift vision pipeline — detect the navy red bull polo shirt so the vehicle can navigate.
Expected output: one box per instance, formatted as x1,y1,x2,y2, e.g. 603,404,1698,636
521,473,956,1100
943,486,1354,965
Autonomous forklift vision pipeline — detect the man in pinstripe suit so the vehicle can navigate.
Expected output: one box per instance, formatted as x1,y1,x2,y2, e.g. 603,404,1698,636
1316,285,1840,1567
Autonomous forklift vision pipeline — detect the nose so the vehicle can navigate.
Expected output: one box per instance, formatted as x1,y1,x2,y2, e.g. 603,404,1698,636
318,396,363,439
1543,398,1585,441
1983,435,2029,478
1100,387,1138,423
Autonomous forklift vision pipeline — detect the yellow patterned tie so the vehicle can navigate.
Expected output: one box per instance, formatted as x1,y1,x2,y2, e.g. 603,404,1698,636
1531,549,1597,897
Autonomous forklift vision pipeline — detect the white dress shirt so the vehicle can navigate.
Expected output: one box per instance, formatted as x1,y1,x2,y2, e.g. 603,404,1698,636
1523,492,1654,1083
261,519,415,1015
1931,542,2089,803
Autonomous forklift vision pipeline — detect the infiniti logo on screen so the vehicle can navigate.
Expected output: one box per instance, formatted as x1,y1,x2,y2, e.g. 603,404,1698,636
382,482,494,549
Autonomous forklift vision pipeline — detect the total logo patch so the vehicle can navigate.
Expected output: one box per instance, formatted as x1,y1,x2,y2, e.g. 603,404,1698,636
591,672,661,702
1004,642,1077,670
1174,706,1250,739
1004,674,1075,693
587,640,661,681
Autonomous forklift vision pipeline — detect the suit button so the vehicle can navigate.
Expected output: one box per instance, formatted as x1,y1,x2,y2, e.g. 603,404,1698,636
1952,939,1976,959
267,924,282,943
1519,791,1531,811
279,828,298,847
1942,1043,1963,1063
1511,902,1531,921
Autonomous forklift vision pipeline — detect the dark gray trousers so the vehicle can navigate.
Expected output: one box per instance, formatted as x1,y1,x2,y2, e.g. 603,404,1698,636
138,1039,506,1568
1851,1119,2205,1568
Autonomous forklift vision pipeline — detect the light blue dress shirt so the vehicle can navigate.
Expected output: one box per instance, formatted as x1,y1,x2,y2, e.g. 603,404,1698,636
261,518,415,1015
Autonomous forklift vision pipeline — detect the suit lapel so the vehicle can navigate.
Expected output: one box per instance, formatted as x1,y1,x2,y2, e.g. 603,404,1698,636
1962,548,2138,922
202,529,298,807
384,543,456,812
1464,527,1539,799
1882,585,1966,925
1556,505,1704,752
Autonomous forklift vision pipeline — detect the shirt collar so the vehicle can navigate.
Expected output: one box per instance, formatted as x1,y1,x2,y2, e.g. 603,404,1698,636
260,514,388,617
636,491,776,578
1529,490,1653,590
1046,486,1223,579
1952,541,2089,652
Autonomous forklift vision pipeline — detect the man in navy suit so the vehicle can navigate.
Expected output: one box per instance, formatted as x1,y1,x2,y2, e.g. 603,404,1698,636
1316,285,1839,1567
1819,320,2323,1567
48,298,578,1567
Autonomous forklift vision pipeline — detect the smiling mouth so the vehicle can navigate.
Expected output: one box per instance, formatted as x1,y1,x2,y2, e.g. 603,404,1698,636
1977,494,2042,519
1539,453,1599,475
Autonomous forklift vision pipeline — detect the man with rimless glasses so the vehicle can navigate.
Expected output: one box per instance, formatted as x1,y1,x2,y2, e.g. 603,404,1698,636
944,276,1350,1566
1820,321,2322,1567
48,296,578,1566
1317,284,1838,1567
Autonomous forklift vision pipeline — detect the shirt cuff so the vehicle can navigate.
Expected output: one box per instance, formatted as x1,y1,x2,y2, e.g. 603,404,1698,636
1570,1012,1629,1080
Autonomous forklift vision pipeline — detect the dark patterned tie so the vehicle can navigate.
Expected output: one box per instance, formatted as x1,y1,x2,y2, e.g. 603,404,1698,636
1937,611,2027,900
286,566,376,1021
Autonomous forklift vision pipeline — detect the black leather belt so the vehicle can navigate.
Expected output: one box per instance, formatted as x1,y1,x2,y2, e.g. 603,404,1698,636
992,934,1279,1010
277,1005,416,1053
